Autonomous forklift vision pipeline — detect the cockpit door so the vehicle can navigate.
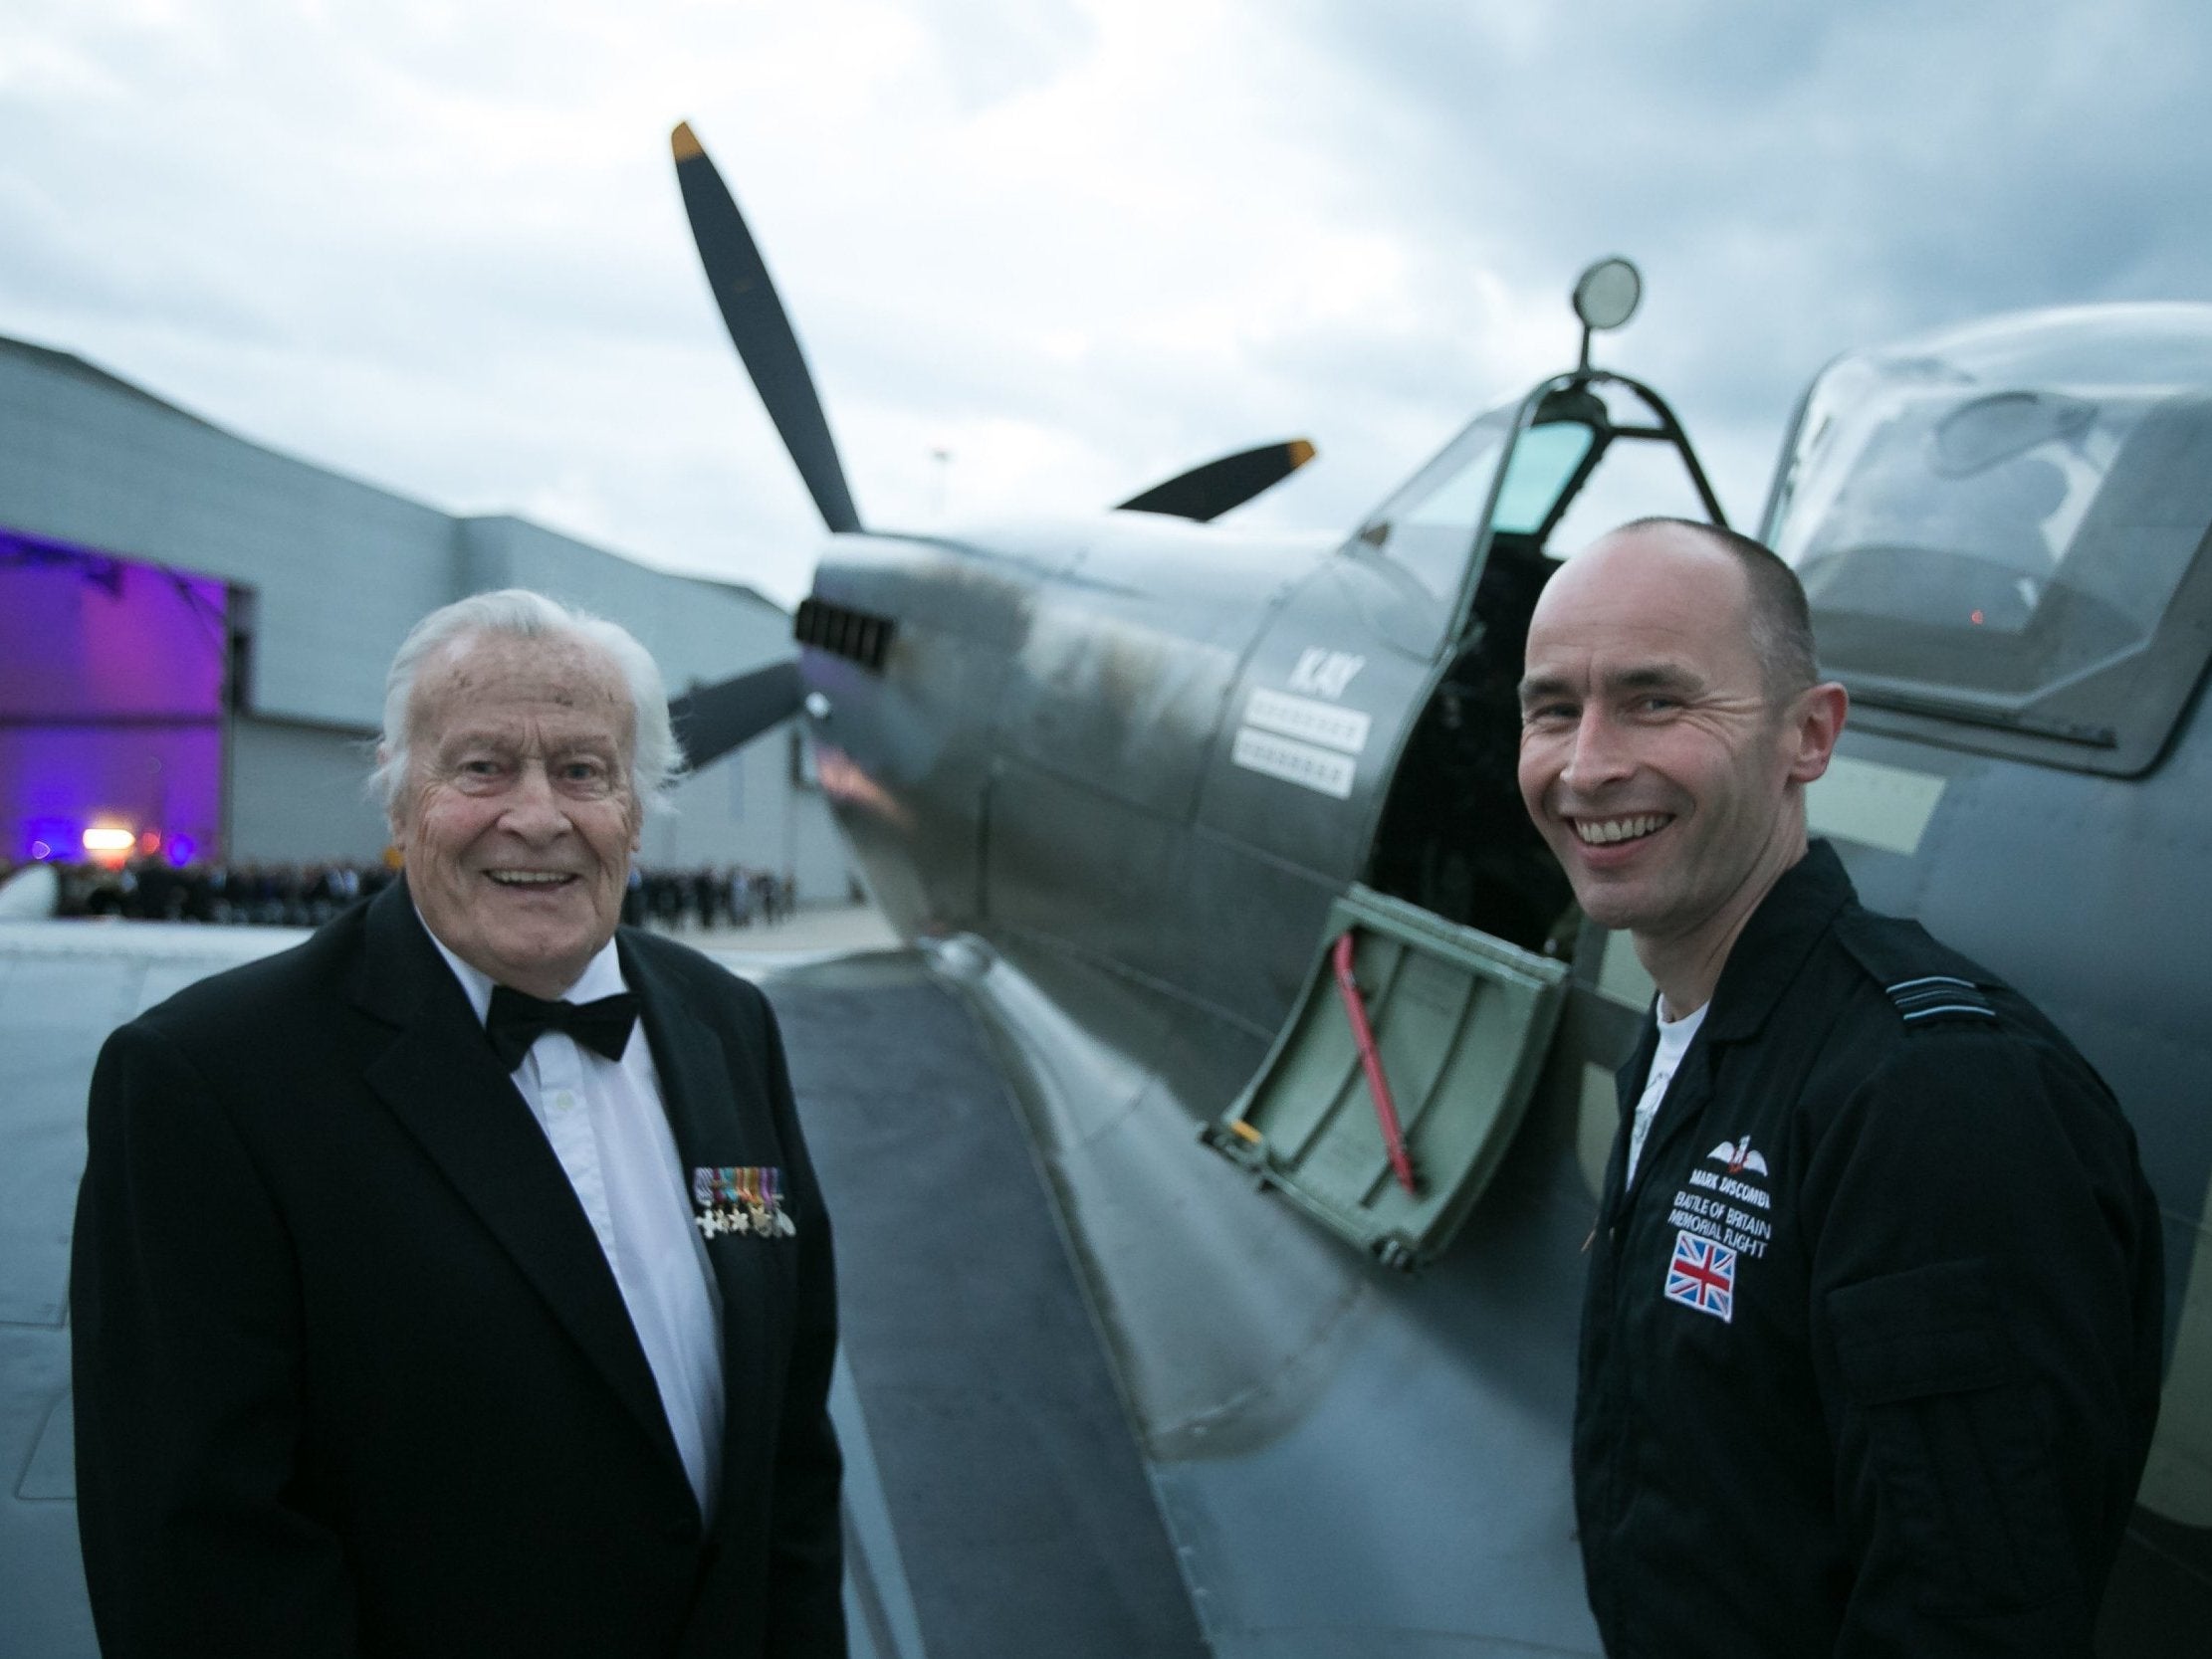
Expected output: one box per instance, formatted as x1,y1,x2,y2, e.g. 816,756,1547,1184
1205,883,1568,1269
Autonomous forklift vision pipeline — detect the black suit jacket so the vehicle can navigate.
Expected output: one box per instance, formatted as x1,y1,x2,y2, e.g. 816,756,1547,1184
71,881,845,1657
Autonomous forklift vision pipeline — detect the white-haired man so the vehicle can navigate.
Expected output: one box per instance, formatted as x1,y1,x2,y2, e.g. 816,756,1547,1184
72,590,845,1657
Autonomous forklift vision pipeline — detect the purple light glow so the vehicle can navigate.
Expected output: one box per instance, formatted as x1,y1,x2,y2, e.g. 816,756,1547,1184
23,817,76,864
3,531,229,863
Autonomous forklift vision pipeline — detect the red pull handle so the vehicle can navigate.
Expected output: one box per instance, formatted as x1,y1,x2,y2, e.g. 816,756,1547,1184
1331,932,1420,1197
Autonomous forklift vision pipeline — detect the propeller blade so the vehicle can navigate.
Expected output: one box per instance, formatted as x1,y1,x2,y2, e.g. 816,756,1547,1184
672,122,862,534
668,658,804,772
1115,439,1317,522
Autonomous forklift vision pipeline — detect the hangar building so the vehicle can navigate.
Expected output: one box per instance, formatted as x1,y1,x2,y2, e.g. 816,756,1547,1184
0,334,846,899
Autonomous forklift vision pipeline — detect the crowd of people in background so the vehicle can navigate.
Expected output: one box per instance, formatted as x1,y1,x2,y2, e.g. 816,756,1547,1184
625,864,798,932
3,858,801,933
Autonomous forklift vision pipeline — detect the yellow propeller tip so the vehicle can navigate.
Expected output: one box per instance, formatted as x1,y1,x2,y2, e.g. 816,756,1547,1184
1287,439,1316,468
671,121,704,161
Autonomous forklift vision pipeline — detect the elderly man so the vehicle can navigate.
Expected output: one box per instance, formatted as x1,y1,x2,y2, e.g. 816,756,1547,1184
72,590,844,1656
1517,519,2162,1655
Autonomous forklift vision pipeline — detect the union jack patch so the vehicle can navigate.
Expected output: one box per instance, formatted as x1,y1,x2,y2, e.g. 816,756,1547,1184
1663,1229,1735,1323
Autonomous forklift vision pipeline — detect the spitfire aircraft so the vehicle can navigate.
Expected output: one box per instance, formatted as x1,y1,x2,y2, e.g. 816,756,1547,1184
3,119,2206,1656
659,120,2210,1655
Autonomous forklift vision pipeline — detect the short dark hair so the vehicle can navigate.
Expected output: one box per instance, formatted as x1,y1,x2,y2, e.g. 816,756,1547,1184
1617,517,1819,699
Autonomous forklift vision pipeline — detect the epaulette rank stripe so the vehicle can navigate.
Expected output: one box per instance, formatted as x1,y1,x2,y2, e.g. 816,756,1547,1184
1884,974,1998,1023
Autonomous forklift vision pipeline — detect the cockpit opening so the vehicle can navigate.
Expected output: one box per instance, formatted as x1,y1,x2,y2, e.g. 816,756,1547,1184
1210,330,1727,1270
1358,371,1723,956
1363,530,1571,954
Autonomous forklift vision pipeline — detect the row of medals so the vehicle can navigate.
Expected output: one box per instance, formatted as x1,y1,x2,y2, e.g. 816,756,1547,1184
695,1200,795,1238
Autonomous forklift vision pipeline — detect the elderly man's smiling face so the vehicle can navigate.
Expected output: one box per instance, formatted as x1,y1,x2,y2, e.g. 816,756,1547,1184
390,629,641,998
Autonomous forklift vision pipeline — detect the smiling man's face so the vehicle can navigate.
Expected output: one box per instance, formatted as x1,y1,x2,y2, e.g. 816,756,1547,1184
1516,524,1827,972
390,628,641,998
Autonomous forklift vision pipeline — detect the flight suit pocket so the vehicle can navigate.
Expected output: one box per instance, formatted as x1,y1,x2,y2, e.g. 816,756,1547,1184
1828,1260,2075,1616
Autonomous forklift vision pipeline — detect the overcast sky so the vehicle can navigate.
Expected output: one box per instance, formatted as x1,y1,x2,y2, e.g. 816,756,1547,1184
4,1,2207,607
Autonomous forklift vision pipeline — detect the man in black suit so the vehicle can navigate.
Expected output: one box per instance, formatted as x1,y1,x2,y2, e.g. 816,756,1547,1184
72,590,845,1656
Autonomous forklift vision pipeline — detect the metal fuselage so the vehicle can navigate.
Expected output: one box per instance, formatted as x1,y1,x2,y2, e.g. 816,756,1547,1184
808,511,1408,1034
786,322,2212,1651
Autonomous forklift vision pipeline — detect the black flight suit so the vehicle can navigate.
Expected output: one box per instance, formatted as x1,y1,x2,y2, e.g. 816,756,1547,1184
1574,841,2163,1657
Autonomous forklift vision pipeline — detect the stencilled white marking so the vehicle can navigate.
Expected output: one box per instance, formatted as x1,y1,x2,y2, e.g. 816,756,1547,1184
1287,648,1367,701
1230,727,1358,799
1243,688,1373,756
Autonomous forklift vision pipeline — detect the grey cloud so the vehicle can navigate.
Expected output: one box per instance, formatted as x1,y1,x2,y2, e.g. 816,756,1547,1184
9,1,2207,606
1243,0,2212,525
1296,2,2211,347
911,0,1099,113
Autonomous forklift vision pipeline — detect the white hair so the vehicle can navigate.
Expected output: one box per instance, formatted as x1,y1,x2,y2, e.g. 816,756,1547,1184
369,589,683,817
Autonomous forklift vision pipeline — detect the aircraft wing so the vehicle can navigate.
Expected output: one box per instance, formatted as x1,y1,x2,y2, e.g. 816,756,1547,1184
759,952,1211,1657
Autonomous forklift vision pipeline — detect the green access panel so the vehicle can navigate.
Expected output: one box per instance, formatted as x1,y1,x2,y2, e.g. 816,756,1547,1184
1206,884,1569,1269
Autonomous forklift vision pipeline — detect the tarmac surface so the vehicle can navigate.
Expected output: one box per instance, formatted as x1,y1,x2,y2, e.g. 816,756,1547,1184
674,902,905,958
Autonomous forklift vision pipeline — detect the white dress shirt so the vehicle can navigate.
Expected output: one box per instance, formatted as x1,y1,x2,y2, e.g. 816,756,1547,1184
424,926,727,1521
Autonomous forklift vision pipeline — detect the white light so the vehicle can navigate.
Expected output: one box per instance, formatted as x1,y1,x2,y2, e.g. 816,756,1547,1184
82,827,136,853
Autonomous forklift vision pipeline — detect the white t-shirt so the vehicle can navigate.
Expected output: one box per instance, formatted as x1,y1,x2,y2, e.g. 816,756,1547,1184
1625,999,1708,1188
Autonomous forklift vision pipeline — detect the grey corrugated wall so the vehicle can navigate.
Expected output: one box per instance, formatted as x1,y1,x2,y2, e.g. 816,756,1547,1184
1,336,846,898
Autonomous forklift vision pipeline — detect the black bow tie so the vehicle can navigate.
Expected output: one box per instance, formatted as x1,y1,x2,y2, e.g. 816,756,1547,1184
485,985,639,1070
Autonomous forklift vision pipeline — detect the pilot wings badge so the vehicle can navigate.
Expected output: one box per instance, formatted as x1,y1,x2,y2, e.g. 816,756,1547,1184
1708,1138,1769,1176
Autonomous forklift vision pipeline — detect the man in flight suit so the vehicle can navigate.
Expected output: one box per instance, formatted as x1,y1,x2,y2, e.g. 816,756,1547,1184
1516,518,2162,1655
